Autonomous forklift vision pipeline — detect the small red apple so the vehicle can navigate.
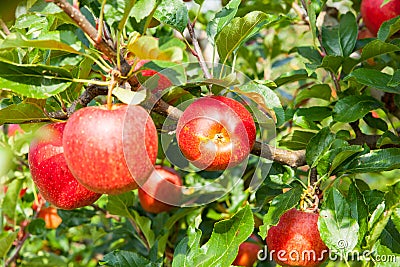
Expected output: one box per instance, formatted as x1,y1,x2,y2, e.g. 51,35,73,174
62,104,158,194
138,165,182,213
233,234,262,267
28,122,101,210
361,0,400,36
266,208,329,267
176,96,256,171
7,124,24,137
37,207,63,229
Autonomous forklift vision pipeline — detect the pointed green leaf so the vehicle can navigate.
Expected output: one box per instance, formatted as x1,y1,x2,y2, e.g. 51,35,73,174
206,0,241,45
344,148,400,174
348,183,369,245
0,232,18,258
306,127,335,168
216,11,271,64
154,0,188,33
319,188,359,254
295,84,331,105
100,250,161,267
0,59,73,99
361,39,400,61
189,205,254,266
378,16,400,41
345,69,400,94
0,100,47,125
259,185,303,239
333,95,383,123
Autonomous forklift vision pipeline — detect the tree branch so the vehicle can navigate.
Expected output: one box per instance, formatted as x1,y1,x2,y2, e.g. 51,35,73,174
187,22,212,79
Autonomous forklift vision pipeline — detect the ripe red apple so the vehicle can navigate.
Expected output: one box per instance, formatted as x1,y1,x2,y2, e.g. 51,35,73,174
266,208,329,267
233,234,262,267
138,165,183,213
176,96,256,171
7,124,24,137
37,207,63,229
28,122,101,210
361,0,400,36
62,104,158,194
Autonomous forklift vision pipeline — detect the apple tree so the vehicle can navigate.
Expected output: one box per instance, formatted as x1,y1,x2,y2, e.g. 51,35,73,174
1,0,400,266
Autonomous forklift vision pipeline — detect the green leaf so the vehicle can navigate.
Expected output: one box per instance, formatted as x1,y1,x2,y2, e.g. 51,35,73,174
259,185,303,239
0,100,47,125
366,202,392,249
306,127,335,168
317,145,363,176
0,32,82,55
377,131,400,148
333,95,383,123
319,188,359,254
206,0,241,45
106,192,137,218
279,129,316,150
360,40,400,61
234,82,284,126
130,0,157,23
363,112,388,132
274,69,317,87
216,11,270,64
294,84,331,105
379,219,400,254
172,230,202,267
344,148,400,174
100,250,161,267
348,183,369,246
27,219,46,235
2,178,23,218
364,190,385,213
345,69,400,94
198,205,254,266
0,59,73,99
295,106,332,122
131,210,155,249
378,16,400,41
0,232,18,258
154,0,188,33
319,55,344,73
321,12,357,57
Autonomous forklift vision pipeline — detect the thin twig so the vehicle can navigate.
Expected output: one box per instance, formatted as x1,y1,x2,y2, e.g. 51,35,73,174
187,22,212,79
0,19,11,35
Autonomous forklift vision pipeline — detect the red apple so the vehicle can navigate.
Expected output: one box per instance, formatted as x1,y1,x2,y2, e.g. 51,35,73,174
266,208,329,267
7,124,24,137
37,207,63,229
138,165,182,213
28,122,101,209
361,0,400,36
62,104,158,194
233,234,262,267
176,96,256,171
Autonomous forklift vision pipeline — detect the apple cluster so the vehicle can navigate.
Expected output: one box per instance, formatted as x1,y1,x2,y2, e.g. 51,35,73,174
28,95,257,213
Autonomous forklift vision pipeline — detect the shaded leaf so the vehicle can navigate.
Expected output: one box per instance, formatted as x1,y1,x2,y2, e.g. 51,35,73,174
0,100,47,125
295,84,331,105
306,127,335,168
360,39,400,61
274,69,317,87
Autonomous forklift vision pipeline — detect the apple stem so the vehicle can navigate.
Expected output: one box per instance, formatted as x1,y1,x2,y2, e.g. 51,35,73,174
107,70,120,110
